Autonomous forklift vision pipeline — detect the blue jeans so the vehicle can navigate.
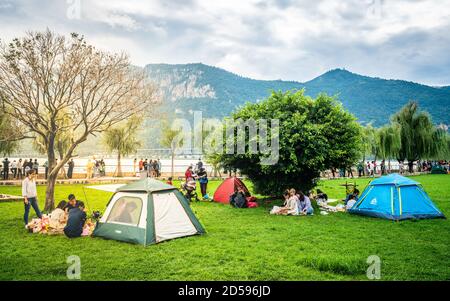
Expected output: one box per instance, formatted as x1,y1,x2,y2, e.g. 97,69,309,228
305,207,314,215
24,197,42,225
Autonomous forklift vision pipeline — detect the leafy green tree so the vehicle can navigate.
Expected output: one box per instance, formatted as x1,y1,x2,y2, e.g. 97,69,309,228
160,122,184,179
103,117,142,177
361,124,380,164
392,101,448,172
217,90,363,195
376,124,401,172
0,106,21,155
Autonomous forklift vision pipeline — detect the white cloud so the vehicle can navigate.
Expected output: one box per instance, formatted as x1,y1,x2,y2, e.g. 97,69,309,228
0,0,449,85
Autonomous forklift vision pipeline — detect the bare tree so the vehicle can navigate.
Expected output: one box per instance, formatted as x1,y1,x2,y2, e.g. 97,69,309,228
0,30,156,210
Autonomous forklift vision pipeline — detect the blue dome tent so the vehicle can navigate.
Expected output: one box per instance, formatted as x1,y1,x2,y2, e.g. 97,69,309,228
348,174,445,221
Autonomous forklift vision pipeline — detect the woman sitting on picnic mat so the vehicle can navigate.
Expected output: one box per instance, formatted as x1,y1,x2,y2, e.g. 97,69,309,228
297,191,314,215
26,201,68,235
48,200,68,233
270,189,299,215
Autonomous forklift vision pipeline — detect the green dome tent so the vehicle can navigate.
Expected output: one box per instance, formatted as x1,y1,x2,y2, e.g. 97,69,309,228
93,178,205,246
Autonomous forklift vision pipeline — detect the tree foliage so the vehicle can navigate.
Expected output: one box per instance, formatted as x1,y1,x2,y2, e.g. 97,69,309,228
376,123,401,161
0,106,21,155
160,121,184,179
103,116,142,177
0,30,156,210
392,102,448,170
361,124,379,161
217,90,364,195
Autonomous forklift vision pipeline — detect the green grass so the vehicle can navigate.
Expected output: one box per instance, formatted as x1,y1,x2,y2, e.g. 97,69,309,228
0,175,449,280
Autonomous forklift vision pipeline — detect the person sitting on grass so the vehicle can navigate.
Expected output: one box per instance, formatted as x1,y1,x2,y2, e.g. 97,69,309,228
297,191,314,216
271,189,299,215
344,189,360,205
230,187,248,208
64,201,87,238
48,200,68,233
345,194,357,211
270,190,290,215
166,177,173,186
64,194,79,212
315,189,328,206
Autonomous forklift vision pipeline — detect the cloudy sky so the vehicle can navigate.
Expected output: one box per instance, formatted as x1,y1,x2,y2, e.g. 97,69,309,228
0,0,449,86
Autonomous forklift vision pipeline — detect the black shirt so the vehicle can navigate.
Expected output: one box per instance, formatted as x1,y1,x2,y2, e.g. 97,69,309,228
64,208,87,238
64,201,79,212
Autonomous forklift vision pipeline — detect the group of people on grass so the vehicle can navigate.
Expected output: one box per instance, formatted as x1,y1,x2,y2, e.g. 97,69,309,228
270,189,314,216
270,188,360,216
183,159,209,200
22,169,94,238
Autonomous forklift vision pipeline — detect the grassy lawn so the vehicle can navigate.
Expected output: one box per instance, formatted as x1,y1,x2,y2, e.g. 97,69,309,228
0,175,449,280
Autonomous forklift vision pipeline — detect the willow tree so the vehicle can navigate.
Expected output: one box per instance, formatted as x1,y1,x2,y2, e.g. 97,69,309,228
361,124,379,174
0,107,22,155
0,30,155,210
103,116,142,177
376,124,401,172
392,101,447,172
160,121,184,179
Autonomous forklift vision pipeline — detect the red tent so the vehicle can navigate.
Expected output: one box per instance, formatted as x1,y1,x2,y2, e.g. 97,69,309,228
213,177,253,204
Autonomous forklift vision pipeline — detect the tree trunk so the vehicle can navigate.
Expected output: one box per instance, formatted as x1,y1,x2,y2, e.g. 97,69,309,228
44,135,57,211
388,160,391,173
44,173,58,212
362,154,366,176
44,132,87,211
116,152,123,177
171,150,175,180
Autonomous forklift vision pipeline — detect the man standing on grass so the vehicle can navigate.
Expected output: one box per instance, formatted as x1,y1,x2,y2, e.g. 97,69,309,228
22,169,42,228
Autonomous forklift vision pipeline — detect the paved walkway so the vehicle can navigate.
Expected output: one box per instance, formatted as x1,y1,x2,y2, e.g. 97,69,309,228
0,177,140,186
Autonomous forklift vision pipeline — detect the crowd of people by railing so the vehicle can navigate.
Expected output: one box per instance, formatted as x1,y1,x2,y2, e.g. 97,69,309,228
1,156,449,181
328,160,449,179
1,158,40,180
137,158,162,178
0,157,76,180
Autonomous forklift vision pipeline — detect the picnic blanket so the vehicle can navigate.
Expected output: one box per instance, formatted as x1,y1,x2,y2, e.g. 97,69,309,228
27,215,96,236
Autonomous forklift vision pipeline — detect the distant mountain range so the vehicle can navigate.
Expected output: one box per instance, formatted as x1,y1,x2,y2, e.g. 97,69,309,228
144,63,450,127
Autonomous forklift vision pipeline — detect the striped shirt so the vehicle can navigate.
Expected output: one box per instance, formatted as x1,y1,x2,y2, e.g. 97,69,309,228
22,177,37,198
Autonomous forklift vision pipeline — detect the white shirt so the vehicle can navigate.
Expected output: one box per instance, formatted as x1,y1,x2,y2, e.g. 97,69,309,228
346,199,356,210
11,161,17,168
22,177,37,198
